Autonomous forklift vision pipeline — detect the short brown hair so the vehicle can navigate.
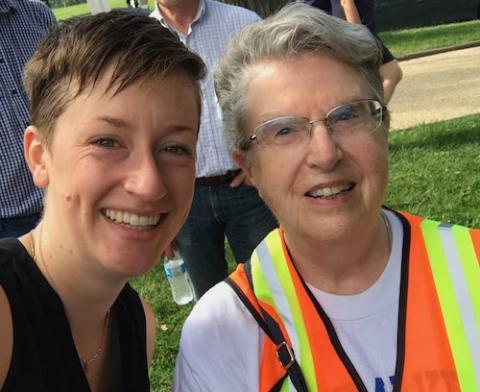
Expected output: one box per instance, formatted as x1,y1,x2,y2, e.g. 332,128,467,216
24,10,205,145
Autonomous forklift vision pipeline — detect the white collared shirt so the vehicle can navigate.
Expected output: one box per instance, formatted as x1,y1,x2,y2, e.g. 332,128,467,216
150,0,260,177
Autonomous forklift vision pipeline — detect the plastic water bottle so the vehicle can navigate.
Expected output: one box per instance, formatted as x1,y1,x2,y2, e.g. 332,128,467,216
164,252,194,305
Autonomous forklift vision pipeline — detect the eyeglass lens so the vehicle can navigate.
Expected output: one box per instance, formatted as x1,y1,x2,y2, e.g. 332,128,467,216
254,100,383,146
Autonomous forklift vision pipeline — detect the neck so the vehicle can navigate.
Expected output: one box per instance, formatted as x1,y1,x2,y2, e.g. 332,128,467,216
21,222,123,325
158,0,199,35
20,220,125,388
283,212,391,295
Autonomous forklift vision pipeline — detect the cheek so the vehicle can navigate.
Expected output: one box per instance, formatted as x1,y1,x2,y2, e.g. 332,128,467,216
251,151,296,193
361,140,389,191
48,161,104,210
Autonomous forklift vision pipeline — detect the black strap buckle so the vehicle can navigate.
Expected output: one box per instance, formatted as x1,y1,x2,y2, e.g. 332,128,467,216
276,341,295,370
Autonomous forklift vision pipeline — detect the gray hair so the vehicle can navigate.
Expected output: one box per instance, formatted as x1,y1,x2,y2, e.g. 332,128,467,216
214,2,385,150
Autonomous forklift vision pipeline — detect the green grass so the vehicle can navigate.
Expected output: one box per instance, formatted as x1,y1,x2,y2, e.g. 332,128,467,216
53,2,90,19
132,263,192,390
386,113,480,227
52,0,156,20
379,19,480,58
131,114,480,391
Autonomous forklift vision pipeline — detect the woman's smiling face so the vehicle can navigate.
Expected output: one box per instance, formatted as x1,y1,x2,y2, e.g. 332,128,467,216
34,69,200,277
237,52,389,244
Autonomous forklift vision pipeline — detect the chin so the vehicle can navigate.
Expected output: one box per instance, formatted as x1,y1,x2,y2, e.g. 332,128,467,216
104,253,160,279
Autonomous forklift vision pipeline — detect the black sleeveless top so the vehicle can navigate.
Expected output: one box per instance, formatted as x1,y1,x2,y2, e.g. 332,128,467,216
0,238,150,392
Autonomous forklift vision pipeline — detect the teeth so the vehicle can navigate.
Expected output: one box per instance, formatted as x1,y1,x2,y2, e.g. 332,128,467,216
103,209,160,228
307,184,352,198
129,214,139,226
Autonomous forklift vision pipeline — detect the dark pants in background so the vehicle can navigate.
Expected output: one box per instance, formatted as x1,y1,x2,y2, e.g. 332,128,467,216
175,183,277,298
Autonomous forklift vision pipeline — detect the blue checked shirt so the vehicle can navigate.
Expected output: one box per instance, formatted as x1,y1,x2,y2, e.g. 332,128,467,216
151,0,260,178
0,0,55,218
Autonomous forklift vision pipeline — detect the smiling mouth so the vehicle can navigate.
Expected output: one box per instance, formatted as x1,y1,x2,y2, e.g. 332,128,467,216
101,209,162,230
305,183,355,199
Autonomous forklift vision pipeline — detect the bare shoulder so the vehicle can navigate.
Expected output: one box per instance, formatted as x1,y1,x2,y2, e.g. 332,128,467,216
0,284,13,389
140,298,157,367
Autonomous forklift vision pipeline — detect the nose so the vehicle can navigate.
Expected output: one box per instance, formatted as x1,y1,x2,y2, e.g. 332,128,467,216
304,121,343,170
123,153,167,201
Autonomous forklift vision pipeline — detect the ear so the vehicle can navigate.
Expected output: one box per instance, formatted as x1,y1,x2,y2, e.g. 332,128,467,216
24,126,50,188
233,149,256,187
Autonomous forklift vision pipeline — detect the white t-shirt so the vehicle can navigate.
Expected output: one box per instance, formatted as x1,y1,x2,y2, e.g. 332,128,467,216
174,210,403,392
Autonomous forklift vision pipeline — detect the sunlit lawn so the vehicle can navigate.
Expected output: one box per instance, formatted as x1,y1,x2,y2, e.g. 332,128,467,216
380,19,480,58
52,0,156,19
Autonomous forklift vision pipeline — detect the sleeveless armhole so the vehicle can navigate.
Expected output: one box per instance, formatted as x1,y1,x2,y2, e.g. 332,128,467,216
0,283,13,390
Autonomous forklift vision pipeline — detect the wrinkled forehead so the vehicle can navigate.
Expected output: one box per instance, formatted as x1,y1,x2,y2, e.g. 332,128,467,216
243,52,371,119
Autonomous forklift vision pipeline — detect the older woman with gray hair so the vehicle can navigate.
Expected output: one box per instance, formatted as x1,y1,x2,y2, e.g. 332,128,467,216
173,3,480,391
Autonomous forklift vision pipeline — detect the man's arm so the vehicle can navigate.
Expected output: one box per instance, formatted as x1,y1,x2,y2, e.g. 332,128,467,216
140,299,157,367
380,60,403,103
339,0,362,24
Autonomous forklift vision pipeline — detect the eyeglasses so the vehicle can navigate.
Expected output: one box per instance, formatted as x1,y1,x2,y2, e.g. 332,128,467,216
245,99,386,149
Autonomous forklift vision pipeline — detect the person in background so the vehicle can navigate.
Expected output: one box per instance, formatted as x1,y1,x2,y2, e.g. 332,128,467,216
308,0,402,103
0,0,56,239
151,0,277,299
173,4,479,391
0,11,205,391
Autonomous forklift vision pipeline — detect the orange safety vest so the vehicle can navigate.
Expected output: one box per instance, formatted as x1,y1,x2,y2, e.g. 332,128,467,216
228,211,480,391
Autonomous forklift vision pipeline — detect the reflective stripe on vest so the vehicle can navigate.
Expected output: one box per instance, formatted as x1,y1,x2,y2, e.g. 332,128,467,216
231,211,480,391
421,220,480,391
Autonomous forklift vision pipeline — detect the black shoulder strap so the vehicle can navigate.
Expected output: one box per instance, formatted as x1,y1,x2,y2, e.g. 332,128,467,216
225,265,309,392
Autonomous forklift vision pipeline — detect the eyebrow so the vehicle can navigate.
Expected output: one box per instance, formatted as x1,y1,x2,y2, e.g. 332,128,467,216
96,116,196,133
96,116,129,128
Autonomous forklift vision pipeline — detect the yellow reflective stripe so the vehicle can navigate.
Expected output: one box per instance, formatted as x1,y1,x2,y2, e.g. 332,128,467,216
280,381,289,392
265,233,318,392
447,226,480,386
251,250,277,312
421,220,478,391
251,241,296,392
453,226,480,330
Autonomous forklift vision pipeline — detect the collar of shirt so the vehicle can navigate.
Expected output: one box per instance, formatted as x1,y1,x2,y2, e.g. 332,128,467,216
0,0,16,14
150,0,205,38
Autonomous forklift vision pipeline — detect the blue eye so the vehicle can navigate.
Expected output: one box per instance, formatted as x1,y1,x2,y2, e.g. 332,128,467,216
93,138,119,148
275,126,296,137
333,108,357,122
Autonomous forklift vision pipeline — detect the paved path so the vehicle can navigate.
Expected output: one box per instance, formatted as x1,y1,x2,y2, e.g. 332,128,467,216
389,46,480,130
